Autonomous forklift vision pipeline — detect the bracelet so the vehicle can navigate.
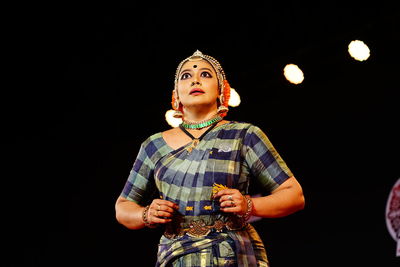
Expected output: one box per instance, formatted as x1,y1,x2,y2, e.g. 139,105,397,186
238,195,253,222
142,205,157,228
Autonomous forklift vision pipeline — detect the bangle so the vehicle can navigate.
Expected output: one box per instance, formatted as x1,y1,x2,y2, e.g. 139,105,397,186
238,195,253,222
142,205,156,228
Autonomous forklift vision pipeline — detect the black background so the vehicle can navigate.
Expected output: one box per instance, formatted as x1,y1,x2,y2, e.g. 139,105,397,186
4,2,399,267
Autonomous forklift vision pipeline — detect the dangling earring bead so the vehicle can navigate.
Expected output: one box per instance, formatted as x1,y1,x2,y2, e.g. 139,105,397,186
171,89,183,118
217,105,229,114
172,98,183,118
173,98,180,110
217,93,229,114
219,94,225,105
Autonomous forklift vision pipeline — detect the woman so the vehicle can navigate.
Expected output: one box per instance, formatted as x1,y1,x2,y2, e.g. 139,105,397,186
115,50,305,266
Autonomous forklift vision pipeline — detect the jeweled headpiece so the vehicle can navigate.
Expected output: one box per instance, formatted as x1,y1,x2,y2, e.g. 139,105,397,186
174,50,226,91
172,50,231,118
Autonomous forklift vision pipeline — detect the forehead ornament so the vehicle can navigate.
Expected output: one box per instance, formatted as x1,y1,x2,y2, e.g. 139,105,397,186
174,50,226,91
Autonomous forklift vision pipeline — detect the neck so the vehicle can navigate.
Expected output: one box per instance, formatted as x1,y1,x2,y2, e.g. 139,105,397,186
182,104,218,122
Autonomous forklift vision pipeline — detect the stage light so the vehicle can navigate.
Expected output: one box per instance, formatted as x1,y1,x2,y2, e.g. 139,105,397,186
165,109,182,128
283,64,304,84
348,40,370,61
228,88,241,107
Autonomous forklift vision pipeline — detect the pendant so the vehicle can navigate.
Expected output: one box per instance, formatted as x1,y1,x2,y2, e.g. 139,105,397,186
186,139,199,153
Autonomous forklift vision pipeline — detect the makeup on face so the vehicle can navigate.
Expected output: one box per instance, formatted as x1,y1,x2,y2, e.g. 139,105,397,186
177,60,219,102
190,88,205,95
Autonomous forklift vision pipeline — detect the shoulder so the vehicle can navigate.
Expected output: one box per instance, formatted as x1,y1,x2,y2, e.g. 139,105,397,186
223,121,271,144
139,131,168,152
161,127,183,144
162,127,180,138
142,132,163,144
220,121,261,133
213,121,267,143
136,131,173,161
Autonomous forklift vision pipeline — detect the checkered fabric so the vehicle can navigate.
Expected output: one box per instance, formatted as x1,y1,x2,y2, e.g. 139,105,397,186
121,122,293,266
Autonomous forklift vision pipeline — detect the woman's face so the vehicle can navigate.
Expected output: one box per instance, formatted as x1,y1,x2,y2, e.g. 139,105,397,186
176,59,219,109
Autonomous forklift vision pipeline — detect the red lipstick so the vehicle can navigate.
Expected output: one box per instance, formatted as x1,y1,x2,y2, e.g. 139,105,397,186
190,88,205,95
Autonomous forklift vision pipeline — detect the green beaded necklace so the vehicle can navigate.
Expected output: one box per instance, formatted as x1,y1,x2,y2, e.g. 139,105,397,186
181,115,223,129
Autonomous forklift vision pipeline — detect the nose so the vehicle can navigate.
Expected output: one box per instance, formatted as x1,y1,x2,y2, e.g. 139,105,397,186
191,81,202,86
192,71,203,85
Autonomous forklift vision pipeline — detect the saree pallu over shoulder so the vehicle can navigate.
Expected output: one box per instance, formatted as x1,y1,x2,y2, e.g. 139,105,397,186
120,132,173,205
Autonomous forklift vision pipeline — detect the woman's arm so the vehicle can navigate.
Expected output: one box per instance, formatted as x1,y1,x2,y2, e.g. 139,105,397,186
115,196,147,230
215,176,304,218
252,176,305,218
115,196,179,230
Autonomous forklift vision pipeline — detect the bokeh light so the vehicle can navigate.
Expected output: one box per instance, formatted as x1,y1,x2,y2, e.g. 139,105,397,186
228,88,241,107
165,109,182,128
348,40,370,61
283,64,304,84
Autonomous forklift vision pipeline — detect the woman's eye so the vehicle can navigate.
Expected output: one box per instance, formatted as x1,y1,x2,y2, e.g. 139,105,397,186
201,72,212,78
181,73,191,80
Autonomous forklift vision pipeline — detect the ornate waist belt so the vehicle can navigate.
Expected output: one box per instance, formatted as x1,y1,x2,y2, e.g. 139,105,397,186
164,215,247,239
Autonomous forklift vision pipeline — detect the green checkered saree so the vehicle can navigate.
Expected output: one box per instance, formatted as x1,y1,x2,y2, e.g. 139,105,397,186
121,122,293,266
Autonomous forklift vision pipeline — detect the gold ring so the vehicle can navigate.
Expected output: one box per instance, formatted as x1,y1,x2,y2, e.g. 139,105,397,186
157,205,161,211
228,195,233,200
231,201,235,206
155,210,159,217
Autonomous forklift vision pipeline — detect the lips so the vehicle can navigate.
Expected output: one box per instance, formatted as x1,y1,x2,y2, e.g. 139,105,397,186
190,88,205,95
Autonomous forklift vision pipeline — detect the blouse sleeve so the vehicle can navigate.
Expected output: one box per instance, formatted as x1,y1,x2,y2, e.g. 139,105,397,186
244,125,293,193
120,139,157,205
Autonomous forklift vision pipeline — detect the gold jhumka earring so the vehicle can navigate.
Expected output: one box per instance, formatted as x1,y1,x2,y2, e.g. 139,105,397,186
217,93,229,114
171,89,183,118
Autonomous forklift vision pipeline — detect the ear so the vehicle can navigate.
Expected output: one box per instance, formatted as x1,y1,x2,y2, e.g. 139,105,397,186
173,89,179,99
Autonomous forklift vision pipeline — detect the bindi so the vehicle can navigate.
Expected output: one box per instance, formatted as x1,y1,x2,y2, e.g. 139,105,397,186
193,65,197,68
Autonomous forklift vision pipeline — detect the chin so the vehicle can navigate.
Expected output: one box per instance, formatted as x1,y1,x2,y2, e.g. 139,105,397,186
187,100,216,107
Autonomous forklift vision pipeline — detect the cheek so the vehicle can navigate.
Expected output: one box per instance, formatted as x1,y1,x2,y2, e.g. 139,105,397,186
207,80,220,97
177,81,189,94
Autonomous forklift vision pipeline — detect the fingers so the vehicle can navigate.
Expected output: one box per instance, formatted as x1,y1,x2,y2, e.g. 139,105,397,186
154,200,179,210
212,188,237,199
148,199,179,225
213,189,246,214
219,198,243,209
219,194,236,203
213,189,240,203
154,204,175,214
150,209,172,224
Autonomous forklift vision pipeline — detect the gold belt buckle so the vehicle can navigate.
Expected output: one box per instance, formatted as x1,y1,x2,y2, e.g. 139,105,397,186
164,218,246,239
186,220,211,238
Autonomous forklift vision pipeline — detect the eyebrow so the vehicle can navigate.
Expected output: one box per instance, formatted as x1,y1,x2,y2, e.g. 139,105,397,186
180,67,214,74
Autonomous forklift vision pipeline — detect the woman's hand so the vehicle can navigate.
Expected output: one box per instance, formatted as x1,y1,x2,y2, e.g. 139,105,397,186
213,189,249,216
145,199,179,226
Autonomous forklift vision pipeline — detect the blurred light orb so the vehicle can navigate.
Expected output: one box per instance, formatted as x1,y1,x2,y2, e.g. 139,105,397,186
165,109,182,128
228,88,241,107
348,40,370,61
283,64,304,84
